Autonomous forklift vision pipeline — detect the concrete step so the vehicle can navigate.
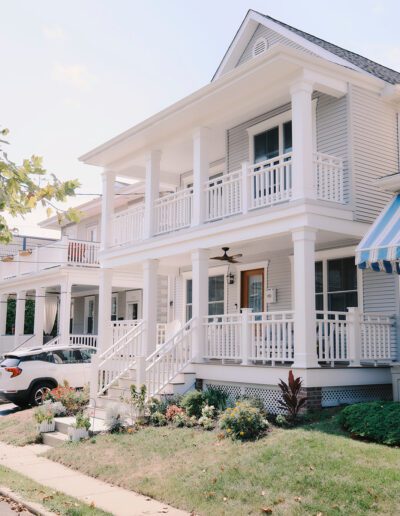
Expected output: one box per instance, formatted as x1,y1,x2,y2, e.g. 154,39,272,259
42,431,69,447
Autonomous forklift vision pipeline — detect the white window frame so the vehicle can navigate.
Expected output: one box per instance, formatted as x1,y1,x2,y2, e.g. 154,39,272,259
182,265,228,321
111,293,118,321
246,100,317,164
86,224,98,242
84,295,96,334
289,246,363,311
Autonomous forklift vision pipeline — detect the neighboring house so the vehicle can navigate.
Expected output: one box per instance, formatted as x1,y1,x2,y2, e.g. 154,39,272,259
0,182,172,354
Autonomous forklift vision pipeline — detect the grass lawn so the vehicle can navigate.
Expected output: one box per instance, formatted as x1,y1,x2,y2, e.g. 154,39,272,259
0,408,38,446
45,411,400,516
0,464,111,515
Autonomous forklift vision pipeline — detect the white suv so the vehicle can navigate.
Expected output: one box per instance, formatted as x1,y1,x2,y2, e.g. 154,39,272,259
0,345,96,407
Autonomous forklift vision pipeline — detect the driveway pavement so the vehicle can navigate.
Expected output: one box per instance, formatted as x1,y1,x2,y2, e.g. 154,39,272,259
0,403,20,416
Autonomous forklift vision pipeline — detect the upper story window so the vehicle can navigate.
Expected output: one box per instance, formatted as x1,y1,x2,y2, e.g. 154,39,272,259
254,120,292,164
87,225,98,242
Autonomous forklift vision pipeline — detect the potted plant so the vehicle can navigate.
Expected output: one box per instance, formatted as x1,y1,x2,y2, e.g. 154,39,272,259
34,407,55,433
68,412,91,441
18,249,32,257
2,255,14,262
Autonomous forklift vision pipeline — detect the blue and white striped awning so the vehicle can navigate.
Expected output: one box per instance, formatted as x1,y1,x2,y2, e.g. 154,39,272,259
356,193,400,274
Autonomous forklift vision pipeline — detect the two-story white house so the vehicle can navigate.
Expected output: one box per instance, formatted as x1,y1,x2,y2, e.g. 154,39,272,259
0,182,175,355
15,10,400,412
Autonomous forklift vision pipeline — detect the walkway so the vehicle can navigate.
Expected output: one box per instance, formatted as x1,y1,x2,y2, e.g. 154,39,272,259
0,442,188,516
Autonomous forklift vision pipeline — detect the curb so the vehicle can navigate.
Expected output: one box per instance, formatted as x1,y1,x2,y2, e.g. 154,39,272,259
0,485,55,516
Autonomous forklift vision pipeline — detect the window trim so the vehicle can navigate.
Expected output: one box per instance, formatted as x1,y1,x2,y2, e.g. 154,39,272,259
111,293,118,321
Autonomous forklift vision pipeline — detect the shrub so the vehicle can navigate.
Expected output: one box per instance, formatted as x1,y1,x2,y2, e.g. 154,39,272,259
219,400,269,440
340,402,400,446
237,396,266,415
43,400,66,417
73,412,91,431
165,405,184,421
198,405,216,430
275,414,288,427
157,395,182,415
278,370,306,422
150,411,167,427
180,390,205,418
46,383,89,415
105,406,126,433
203,387,229,412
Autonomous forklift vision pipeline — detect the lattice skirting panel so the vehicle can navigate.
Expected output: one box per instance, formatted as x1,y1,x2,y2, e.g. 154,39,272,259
203,381,286,414
321,384,392,407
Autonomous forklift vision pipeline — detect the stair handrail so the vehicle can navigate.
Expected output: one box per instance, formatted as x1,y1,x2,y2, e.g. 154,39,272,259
97,320,145,396
98,320,143,366
145,318,195,398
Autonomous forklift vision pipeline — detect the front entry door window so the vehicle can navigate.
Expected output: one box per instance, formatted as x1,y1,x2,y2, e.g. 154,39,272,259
241,269,264,313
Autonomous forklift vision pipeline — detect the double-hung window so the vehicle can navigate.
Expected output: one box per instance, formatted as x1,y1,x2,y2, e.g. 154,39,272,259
315,257,358,313
186,275,225,321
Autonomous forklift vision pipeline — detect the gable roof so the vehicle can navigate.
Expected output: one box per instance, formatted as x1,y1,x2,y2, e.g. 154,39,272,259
214,10,400,85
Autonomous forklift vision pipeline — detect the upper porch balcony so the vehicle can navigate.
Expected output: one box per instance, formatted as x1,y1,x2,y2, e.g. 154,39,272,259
111,150,344,246
0,236,100,281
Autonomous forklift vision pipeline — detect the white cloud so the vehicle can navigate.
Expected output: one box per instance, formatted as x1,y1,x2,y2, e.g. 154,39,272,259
42,25,66,41
52,63,96,91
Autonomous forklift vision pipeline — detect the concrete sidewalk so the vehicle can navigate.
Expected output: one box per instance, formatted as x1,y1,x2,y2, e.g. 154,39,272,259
0,442,188,516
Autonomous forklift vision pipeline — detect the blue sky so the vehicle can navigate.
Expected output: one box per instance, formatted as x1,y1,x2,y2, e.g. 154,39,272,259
1,0,399,236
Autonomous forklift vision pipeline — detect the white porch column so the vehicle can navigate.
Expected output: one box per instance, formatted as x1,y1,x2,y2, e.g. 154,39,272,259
144,150,161,239
34,287,45,345
0,294,8,336
59,281,71,346
191,249,209,361
14,290,26,346
191,127,210,227
142,259,159,356
292,228,319,368
98,269,113,354
101,170,116,251
290,80,316,200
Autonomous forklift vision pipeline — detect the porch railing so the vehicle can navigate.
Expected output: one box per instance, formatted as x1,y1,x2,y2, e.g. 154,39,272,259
204,314,242,360
112,204,145,246
97,320,144,395
316,311,349,365
112,320,141,344
314,152,344,203
145,318,194,398
67,240,100,267
69,334,98,347
204,171,242,221
154,189,193,235
248,152,293,210
361,313,394,363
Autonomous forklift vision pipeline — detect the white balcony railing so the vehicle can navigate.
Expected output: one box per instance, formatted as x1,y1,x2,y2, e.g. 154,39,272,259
154,189,193,235
112,203,144,246
361,313,393,362
248,152,293,210
109,151,344,247
67,240,100,267
314,152,344,203
205,170,242,222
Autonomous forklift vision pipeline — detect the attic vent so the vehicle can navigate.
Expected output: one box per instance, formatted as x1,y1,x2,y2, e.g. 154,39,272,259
252,37,268,58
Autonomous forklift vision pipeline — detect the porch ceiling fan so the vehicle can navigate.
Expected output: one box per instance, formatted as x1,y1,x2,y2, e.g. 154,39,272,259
210,247,242,264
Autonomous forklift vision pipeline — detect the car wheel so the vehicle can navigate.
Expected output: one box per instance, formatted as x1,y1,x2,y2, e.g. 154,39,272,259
29,382,54,406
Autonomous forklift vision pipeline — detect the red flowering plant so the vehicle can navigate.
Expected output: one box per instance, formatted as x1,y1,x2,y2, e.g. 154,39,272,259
165,404,185,421
45,381,89,415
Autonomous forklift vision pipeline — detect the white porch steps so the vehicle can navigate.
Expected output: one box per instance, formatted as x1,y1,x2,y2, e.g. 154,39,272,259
41,416,108,448
95,365,197,413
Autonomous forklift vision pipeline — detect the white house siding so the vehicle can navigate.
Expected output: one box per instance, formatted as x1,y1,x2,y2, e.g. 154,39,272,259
350,85,399,223
237,23,314,67
362,269,399,359
316,94,349,203
266,253,292,311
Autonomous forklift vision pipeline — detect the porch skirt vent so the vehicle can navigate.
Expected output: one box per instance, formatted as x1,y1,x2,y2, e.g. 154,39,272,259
321,384,392,407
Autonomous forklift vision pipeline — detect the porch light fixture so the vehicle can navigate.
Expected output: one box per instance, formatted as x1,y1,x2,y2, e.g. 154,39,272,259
227,272,235,285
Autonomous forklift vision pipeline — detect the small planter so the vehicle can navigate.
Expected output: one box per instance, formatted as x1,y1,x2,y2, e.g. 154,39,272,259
2,256,14,262
19,249,32,257
68,427,89,442
37,420,55,433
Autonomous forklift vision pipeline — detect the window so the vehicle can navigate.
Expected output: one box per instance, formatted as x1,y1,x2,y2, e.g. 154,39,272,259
253,120,292,164
86,225,98,242
111,294,118,321
51,349,84,364
127,302,139,320
186,275,225,321
315,257,358,312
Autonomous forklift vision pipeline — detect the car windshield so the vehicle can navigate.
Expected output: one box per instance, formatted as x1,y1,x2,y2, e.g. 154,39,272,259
1,357,20,367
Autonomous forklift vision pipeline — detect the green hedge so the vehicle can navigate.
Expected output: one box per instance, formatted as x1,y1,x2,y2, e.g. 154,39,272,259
340,401,400,446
